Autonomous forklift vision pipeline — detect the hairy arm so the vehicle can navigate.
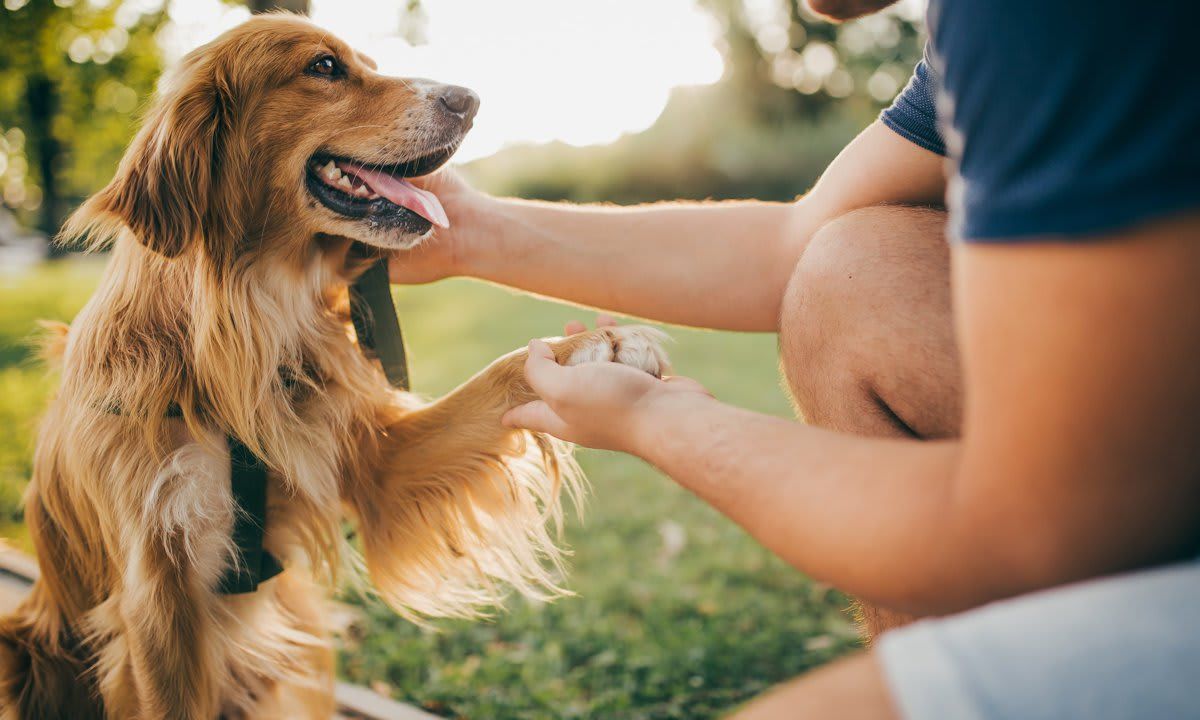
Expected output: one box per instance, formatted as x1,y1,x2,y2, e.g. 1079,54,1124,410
510,213,1200,614
392,121,945,331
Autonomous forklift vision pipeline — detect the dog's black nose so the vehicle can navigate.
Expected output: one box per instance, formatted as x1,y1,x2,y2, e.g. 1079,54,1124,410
437,85,480,122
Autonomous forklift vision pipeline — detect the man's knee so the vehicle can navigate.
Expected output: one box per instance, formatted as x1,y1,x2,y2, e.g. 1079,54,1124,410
779,206,950,432
781,208,879,419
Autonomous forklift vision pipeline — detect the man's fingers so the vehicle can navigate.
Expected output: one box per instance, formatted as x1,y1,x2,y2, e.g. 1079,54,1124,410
524,339,572,400
527,338,558,364
502,400,570,436
566,316,616,334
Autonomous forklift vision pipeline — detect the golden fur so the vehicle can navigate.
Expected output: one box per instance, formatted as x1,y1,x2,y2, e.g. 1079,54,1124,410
0,15,666,719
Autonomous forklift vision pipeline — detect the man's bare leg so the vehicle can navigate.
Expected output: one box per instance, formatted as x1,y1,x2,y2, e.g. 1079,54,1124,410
778,205,960,637
730,653,899,720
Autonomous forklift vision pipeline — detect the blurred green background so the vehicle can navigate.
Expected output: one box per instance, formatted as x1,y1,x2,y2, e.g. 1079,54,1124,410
0,0,924,716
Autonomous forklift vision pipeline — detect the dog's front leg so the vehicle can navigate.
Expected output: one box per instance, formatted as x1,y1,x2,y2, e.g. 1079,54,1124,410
118,550,222,719
345,326,669,618
112,440,239,719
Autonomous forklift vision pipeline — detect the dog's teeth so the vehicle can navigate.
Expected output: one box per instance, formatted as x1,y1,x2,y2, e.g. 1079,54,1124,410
353,184,370,197
337,175,353,190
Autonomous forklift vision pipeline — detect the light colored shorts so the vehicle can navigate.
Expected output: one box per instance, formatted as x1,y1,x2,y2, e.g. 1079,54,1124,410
877,558,1200,719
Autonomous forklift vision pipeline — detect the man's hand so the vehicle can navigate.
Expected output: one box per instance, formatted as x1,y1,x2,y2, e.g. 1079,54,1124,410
503,319,712,452
388,168,486,284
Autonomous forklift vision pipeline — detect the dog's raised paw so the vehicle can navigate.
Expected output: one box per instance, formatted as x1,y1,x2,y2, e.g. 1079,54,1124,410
564,325,671,378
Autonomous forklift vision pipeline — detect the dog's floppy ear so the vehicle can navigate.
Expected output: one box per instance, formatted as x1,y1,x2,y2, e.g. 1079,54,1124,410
64,55,244,260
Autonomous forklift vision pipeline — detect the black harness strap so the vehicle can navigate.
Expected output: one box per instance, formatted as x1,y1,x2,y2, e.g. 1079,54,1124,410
216,257,409,594
349,258,411,391
218,436,283,594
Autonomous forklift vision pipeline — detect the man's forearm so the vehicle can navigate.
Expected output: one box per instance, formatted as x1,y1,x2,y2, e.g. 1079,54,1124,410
458,196,806,331
628,392,999,615
452,122,947,330
461,197,800,331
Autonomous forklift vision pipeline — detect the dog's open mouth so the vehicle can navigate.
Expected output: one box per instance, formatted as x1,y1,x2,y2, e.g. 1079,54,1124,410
305,145,456,233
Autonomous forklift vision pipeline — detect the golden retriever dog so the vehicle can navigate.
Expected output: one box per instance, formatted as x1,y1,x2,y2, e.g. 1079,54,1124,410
0,15,668,719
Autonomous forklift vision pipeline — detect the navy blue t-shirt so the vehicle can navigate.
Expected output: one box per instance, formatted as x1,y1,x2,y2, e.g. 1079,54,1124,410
880,0,1200,242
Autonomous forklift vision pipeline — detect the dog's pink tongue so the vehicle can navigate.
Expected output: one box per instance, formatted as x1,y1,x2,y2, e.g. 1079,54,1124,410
337,162,449,228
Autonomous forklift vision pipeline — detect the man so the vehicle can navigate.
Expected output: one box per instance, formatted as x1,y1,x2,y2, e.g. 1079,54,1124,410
392,0,1200,716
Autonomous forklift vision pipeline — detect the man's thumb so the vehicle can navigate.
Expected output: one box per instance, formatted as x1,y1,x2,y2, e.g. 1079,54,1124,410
523,339,570,399
502,400,569,436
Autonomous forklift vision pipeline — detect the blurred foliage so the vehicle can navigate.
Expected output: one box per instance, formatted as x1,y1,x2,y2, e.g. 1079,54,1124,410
469,0,924,203
0,260,101,526
467,83,860,205
0,0,168,238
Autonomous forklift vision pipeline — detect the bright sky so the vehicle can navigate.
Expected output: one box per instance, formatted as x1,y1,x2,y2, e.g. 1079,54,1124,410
163,0,725,162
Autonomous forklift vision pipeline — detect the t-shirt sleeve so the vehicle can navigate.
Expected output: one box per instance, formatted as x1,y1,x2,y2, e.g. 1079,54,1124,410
933,0,1200,241
880,47,946,158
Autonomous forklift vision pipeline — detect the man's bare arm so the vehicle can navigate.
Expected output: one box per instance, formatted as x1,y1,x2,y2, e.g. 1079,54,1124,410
511,212,1200,614
392,121,945,331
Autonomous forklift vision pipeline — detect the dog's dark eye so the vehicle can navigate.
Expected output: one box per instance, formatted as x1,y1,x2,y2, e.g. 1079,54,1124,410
307,55,343,79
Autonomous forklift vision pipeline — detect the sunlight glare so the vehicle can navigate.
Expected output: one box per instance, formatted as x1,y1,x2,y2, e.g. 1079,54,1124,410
309,0,724,161
162,0,723,162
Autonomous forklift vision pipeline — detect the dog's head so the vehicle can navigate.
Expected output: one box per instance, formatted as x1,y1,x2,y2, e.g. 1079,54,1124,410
68,14,476,262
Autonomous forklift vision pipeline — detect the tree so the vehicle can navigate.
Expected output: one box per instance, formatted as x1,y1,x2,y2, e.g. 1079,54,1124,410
697,0,924,120
0,0,166,250
0,0,327,255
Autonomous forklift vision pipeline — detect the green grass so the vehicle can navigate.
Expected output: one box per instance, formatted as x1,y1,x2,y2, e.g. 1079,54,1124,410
0,260,105,537
0,261,859,718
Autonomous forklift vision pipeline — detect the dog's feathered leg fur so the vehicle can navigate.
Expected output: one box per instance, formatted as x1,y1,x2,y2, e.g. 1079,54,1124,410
87,424,238,720
0,492,104,720
347,347,572,619
116,533,226,719
348,329,657,619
